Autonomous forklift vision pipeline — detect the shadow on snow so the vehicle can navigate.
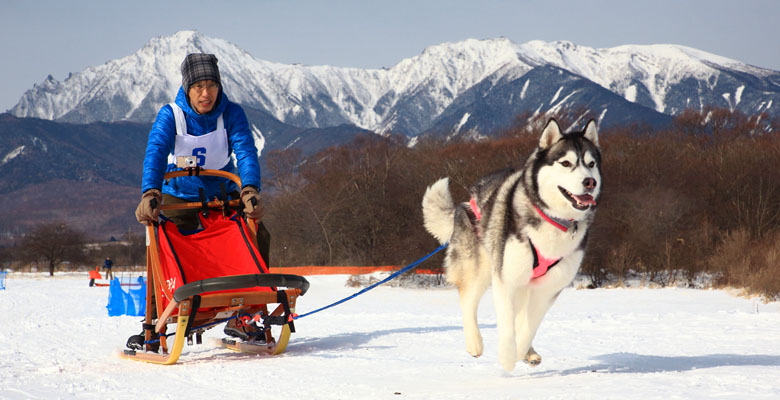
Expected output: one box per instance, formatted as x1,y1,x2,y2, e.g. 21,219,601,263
529,352,780,377
285,324,496,355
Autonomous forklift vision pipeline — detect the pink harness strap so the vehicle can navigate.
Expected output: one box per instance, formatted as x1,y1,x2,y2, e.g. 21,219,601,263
529,239,561,279
469,198,562,280
469,198,482,221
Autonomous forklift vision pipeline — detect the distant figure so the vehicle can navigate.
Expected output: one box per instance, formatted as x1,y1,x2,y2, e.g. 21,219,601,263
103,257,114,280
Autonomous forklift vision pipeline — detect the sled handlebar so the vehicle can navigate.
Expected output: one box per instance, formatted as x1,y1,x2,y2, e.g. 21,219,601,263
154,169,244,211
156,199,242,211
163,168,242,187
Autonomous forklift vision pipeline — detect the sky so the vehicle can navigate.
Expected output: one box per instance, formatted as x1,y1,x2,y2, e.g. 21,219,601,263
1,0,779,112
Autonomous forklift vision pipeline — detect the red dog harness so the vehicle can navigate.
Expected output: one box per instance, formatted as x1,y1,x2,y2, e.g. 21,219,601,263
469,199,568,279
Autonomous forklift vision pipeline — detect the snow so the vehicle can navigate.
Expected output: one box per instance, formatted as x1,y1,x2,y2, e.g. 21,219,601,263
249,124,265,153
625,85,637,103
550,86,563,104
736,85,745,105
406,135,419,148
597,109,608,127
283,136,301,151
520,79,530,100
32,136,47,152
1,145,25,166
455,113,470,133
1,273,779,399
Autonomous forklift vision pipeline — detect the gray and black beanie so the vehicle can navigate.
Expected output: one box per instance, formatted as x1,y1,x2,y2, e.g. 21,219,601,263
181,53,221,91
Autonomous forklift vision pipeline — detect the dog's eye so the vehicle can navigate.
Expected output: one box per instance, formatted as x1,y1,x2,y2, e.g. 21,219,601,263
588,161,595,168
560,161,572,168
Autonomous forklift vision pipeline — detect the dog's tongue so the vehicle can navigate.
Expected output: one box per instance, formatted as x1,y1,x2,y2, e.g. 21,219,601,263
573,193,596,206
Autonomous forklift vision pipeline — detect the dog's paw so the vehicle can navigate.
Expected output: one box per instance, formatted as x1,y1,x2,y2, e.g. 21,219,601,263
499,353,517,371
498,339,517,371
465,333,483,357
523,347,542,367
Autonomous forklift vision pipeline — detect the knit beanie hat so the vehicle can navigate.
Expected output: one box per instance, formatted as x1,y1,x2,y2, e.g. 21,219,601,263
181,53,221,91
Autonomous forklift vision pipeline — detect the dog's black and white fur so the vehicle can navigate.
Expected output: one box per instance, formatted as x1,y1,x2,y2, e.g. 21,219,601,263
422,119,602,371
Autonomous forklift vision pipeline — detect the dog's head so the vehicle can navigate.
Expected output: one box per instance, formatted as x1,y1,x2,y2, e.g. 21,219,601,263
530,118,602,221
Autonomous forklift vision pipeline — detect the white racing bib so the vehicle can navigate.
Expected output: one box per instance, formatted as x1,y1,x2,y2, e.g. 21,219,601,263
166,103,230,169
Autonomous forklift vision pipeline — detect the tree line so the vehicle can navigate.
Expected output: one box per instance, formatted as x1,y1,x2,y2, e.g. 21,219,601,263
0,223,145,276
262,107,780,299
2,107,778,300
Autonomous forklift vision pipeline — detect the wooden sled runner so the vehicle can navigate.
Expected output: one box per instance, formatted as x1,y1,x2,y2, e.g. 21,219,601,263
121,169,309,365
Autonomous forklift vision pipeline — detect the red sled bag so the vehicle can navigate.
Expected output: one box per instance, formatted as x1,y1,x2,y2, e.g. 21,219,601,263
156,211,272,309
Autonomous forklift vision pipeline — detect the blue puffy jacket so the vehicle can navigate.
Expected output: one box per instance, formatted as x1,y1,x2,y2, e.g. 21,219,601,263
141,87,261,200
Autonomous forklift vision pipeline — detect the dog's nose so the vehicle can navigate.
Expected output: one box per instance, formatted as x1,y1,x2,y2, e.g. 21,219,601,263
583,177,597,190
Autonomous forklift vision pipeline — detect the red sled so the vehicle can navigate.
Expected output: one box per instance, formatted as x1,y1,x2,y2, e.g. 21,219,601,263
88,267,110,287
121,169,309,365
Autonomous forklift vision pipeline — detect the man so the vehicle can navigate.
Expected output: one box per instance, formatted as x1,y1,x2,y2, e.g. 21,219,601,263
103,257,114,280
134,53,268,341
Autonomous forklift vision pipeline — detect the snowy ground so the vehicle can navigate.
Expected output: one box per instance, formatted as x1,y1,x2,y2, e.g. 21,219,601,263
1,272,779,399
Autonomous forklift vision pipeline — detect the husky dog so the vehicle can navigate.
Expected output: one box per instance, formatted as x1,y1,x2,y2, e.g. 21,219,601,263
422,119,601,371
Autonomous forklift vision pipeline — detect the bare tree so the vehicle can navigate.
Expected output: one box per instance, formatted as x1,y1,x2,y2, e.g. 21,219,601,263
0,246,11,268
20,221,87,276
673,108,708,136
265,148,305,194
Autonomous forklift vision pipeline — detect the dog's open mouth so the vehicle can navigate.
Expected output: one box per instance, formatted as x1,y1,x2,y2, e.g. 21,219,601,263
559,186,596,210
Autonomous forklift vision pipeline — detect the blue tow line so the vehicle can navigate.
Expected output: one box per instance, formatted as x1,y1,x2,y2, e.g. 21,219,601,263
144,243,448,344
292,242,448,320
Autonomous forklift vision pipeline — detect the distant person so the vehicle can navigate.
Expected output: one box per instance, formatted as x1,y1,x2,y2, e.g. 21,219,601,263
134,53,269,342
103,257,114,280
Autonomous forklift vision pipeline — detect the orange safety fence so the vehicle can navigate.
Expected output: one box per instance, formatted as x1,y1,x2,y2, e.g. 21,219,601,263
91,266,439,278
270,265,442,275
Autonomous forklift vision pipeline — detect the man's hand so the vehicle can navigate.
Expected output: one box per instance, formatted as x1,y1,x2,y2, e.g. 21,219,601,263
240,186,264,220
135,189,162,224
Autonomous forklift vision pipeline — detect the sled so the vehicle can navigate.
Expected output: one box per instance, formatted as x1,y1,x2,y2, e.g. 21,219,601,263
121,168,309,365
88,267,111,287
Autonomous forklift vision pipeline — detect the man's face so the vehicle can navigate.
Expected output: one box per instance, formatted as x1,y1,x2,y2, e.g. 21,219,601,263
188,80,219,114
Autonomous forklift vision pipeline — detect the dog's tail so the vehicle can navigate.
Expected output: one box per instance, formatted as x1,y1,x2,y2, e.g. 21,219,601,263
422,178,455,244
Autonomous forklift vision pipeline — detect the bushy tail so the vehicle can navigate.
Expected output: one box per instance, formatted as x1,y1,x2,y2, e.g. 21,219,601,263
422,178,455,244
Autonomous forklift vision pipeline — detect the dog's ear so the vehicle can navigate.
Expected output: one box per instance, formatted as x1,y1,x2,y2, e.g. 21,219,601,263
583,119,599,147
539,119,562,150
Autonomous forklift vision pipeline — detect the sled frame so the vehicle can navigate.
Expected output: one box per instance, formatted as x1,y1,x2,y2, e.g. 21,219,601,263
121,169,308,365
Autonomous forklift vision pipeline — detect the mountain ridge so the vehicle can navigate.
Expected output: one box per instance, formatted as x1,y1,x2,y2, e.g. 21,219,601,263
10,30,780,137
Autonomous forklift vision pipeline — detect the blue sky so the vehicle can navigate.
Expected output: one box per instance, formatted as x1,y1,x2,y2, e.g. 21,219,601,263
1,0,778,112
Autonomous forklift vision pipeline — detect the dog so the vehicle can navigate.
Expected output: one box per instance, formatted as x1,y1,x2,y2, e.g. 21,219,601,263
422,118,601,371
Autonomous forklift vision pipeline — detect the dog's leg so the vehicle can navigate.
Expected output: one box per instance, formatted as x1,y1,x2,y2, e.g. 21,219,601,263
492,272,522,371
512,287,542,366
517,256,583,367
453,247,491,358
514,286,563,367
493,238,536,371
458,279,488,357
447,207,490,358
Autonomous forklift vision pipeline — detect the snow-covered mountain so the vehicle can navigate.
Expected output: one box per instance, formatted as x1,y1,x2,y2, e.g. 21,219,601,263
9,30,780,137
